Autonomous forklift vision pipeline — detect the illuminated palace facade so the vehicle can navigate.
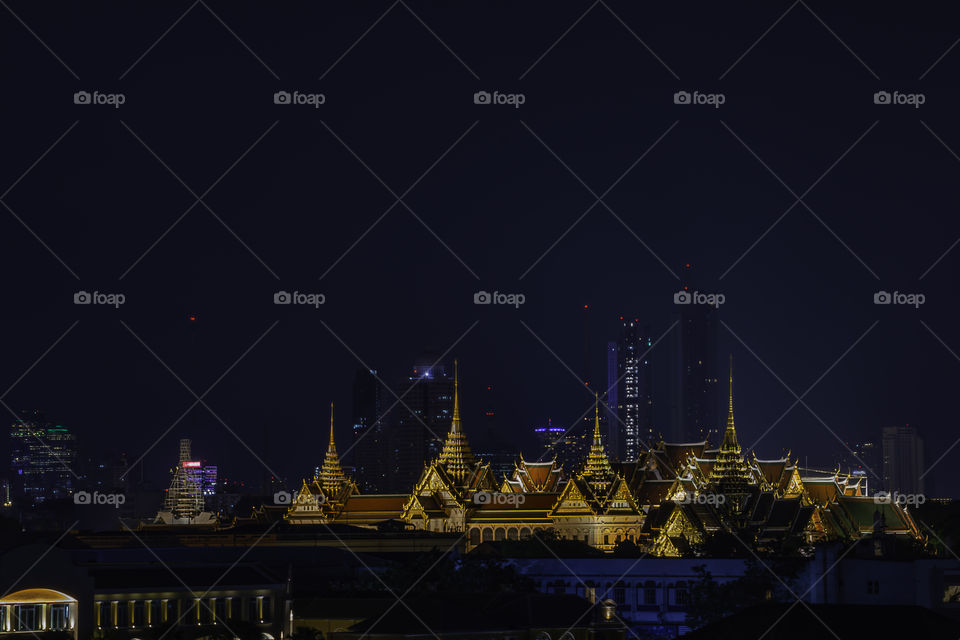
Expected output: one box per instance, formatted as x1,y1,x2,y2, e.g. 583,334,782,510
286,363,921,556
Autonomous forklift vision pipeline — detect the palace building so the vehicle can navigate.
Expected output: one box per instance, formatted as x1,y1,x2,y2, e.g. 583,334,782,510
284,360,922,555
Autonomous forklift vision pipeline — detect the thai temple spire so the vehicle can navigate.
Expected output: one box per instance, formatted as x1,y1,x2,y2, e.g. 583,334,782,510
721,354,739,452
437,360,477,481
317,402,347,493
708,357,754,506
581,394,615,487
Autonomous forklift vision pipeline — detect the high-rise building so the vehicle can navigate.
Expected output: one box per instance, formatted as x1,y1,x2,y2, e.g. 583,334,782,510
350,368,386,492
533,419,581,472
882,425,924,496
669,264,720,442
614,318,655,460
385,357,454,493
9,410,78,507
605,341,619,457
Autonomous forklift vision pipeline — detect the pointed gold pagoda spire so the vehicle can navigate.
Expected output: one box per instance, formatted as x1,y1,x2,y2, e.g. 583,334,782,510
721,354,739,451
581,394,614,483
318,402,347,494
437,360,477,481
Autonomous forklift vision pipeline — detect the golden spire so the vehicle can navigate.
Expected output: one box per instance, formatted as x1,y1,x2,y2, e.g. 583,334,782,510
318,402,347,494
451,359,462,433
437,359,477,481
581,394,614,485
721,355,739,451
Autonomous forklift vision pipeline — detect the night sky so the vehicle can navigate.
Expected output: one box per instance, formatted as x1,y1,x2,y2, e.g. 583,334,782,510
2,2,959,494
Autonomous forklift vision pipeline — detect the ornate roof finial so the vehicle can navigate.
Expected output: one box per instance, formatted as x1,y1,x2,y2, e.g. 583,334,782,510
721,355,739,450
582,393,614,485
437,359,477,481
318,401,347,493
451,359,461,434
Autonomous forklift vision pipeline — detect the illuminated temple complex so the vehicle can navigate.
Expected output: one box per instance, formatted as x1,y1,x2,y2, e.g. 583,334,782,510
285,361,921,555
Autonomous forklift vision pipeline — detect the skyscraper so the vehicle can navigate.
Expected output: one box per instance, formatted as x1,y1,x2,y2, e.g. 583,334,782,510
882,425,925,496
385,357,454,493
9,410,77,507
669,264,720,442
614,318,655,460
350,368,386,492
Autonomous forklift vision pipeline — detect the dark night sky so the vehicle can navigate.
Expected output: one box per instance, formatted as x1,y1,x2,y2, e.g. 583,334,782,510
1,2,959,494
